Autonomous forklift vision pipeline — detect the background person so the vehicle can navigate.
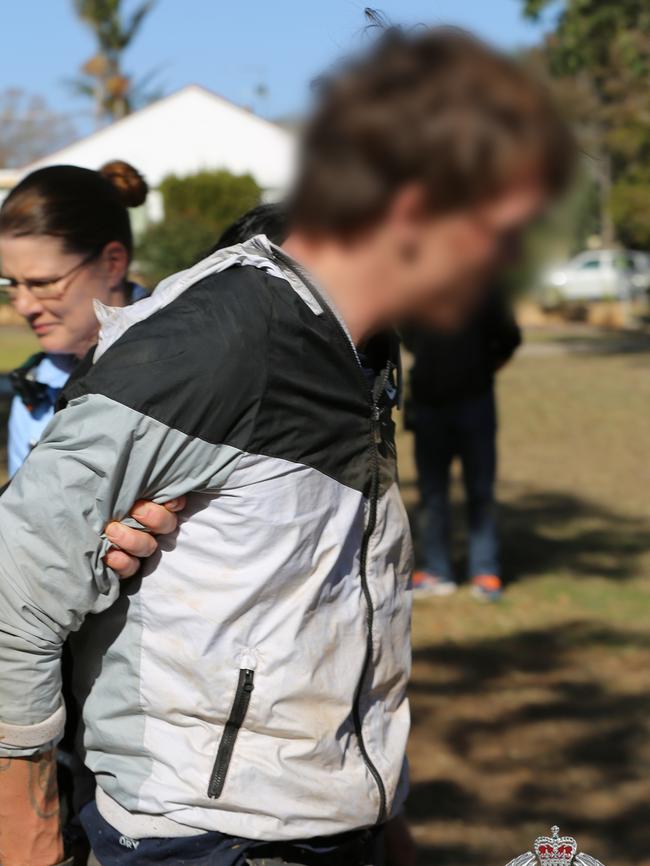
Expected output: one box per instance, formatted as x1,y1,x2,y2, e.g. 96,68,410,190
0,161,149,476
0,160,190,865
208,202,288,252
0,158,189,574
406,285,522,600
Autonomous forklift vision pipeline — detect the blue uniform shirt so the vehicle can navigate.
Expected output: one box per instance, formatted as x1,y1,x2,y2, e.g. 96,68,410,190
8,353,77,477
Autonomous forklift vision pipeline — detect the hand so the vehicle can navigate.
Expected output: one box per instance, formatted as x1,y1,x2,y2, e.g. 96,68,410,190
103,497,186,579
385,813,417,866
0,752,64,866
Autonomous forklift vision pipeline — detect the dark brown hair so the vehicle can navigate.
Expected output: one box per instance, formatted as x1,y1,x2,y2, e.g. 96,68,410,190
0,160,148,259
289,23,575,234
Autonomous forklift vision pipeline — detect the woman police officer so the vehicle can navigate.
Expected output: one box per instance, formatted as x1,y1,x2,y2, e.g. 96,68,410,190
0,161,184,575
2,161,150,474
0,160,185,863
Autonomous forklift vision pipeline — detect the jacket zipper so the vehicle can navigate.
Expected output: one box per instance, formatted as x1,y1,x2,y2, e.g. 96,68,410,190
351,363,391,825
207,668,255,799
270,246,392,824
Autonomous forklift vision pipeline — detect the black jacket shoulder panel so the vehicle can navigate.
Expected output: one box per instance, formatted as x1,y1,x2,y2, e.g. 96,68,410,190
64,265,274,450
248,274,375,493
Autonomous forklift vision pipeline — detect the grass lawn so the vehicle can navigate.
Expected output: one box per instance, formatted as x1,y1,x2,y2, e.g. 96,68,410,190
0,324,39,372
0,324,649,863
403,328,650,866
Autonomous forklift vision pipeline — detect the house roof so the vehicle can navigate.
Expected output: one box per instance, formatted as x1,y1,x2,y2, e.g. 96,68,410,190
22,84,296,191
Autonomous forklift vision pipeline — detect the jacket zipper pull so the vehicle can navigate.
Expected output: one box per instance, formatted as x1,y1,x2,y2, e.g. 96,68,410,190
242,669,255,692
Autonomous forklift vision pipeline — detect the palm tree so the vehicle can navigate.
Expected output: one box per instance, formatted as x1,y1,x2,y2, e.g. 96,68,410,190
70,0,159,124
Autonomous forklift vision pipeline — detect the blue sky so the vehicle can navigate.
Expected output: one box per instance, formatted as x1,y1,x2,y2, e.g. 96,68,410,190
2,0,556,133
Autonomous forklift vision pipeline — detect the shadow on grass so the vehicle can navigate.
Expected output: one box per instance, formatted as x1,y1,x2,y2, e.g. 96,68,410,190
407,622,650,865
415,842,477,866
410,622,650,700
499,492,650,584
407,488,650,584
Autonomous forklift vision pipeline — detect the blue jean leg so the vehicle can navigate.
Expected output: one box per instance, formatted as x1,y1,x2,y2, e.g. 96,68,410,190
456,390,499,578
413,405,456,581
413,390,500,581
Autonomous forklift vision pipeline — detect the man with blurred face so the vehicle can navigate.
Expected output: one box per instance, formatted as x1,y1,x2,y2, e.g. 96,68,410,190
0,22,573,866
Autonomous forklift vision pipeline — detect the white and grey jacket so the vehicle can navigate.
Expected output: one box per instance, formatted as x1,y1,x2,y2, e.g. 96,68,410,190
0,236,413,842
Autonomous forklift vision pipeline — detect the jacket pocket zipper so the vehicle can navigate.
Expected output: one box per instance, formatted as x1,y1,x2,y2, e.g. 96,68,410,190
207,668,255,799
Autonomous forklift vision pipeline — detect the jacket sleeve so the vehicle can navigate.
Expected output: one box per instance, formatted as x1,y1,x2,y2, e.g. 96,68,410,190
0,267,272,757
0,394,242,757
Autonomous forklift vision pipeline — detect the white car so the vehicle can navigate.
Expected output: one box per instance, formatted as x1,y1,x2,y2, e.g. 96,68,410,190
542,249,650,303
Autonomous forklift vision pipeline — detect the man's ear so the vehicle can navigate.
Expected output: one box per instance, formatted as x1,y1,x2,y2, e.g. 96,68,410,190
389,184,430,226
387,184,430,263
101,241,129,289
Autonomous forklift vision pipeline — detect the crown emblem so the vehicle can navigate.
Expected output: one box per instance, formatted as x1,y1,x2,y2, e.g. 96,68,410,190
505,826,606,866
535,827,577,866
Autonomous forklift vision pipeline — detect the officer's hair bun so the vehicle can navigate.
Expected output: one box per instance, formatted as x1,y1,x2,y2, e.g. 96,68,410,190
100,160,148,208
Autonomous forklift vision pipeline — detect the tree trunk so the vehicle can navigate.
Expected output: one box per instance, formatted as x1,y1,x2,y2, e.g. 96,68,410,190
597,150,616,247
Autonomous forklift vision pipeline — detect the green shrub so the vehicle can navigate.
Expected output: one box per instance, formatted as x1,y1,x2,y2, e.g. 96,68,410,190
135,215,217,287
136,169,262,286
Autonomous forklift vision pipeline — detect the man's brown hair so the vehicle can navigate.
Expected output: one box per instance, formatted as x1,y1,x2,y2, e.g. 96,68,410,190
289,18,575,234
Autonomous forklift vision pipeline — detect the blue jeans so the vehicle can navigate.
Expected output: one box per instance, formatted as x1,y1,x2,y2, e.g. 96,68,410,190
413,389,499,581
80,800,383,866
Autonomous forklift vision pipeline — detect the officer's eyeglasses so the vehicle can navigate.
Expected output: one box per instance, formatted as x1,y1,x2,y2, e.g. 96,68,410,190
0,250,100,302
